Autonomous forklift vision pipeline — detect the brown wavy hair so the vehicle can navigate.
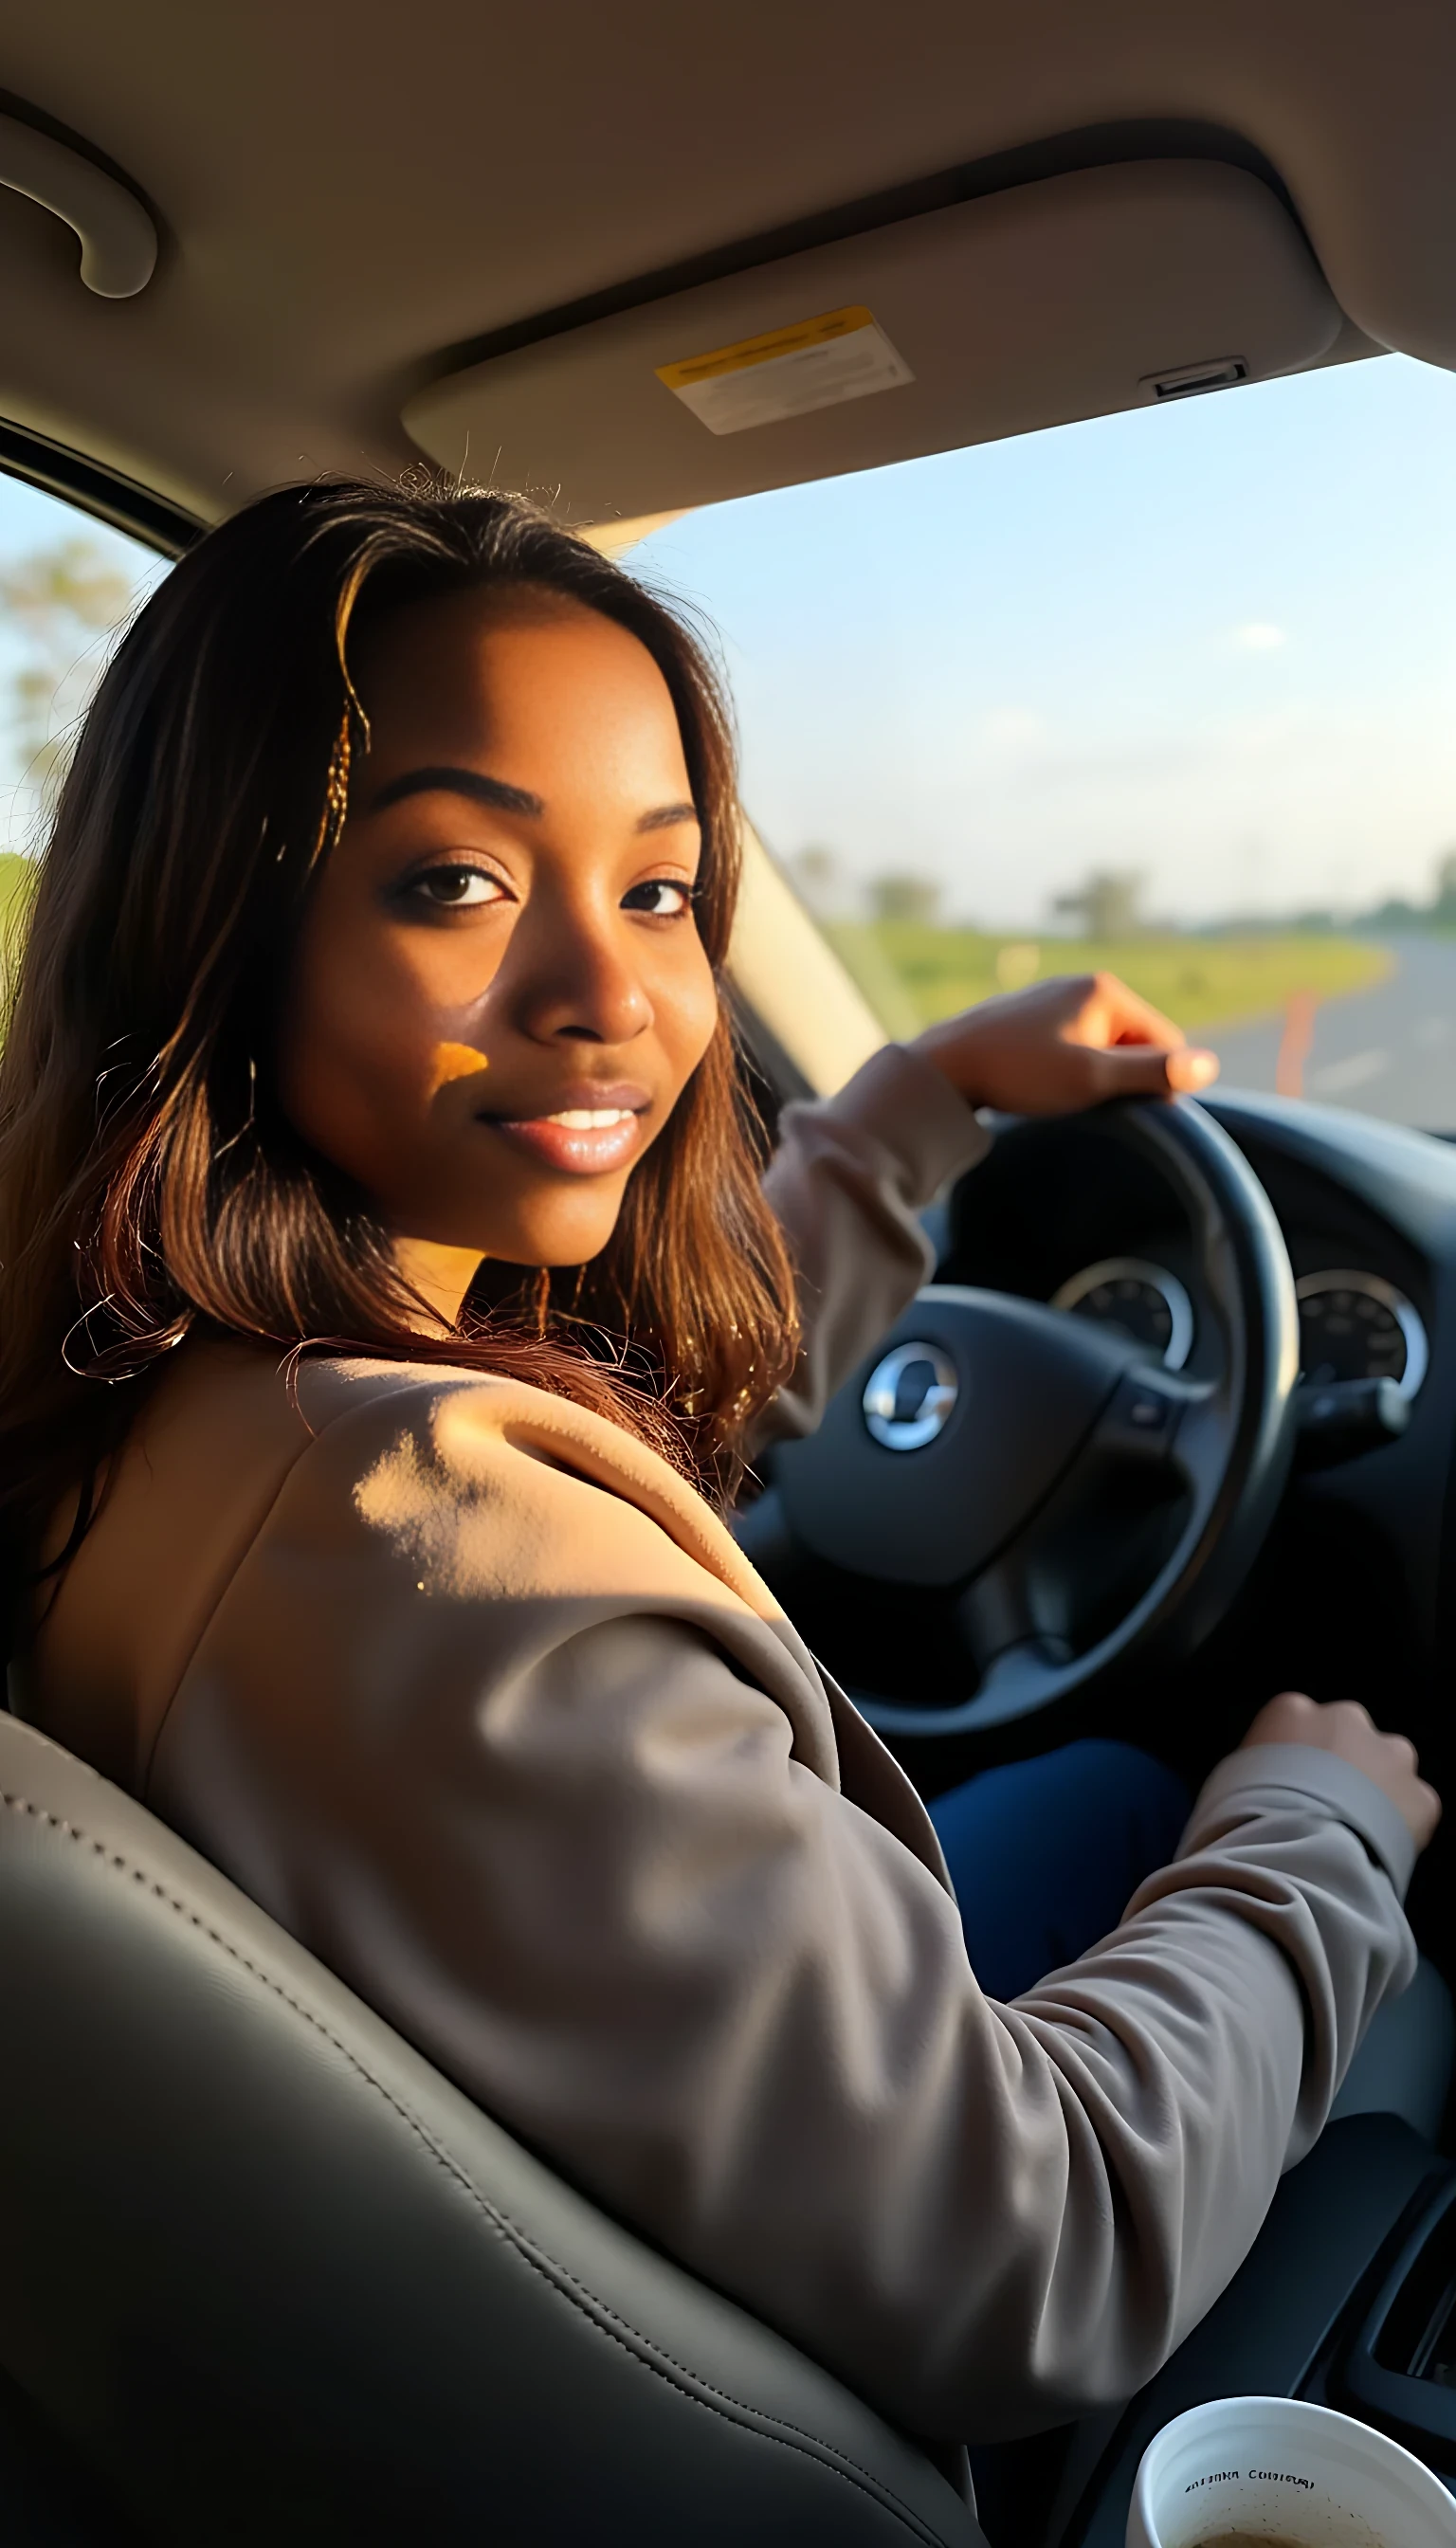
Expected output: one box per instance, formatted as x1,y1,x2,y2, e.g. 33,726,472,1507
0,479,800,1600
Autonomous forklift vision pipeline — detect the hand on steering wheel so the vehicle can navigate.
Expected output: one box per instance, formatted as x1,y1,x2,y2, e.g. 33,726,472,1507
913,972,1221,1114
1240,1691,1442,1850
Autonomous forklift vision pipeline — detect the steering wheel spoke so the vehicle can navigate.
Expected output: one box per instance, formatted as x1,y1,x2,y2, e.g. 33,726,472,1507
957,1542,1073,1676
1090,1365,1200,1465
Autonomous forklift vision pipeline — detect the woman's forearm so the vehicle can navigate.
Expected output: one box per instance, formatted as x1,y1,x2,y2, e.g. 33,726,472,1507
755,1044,991,1448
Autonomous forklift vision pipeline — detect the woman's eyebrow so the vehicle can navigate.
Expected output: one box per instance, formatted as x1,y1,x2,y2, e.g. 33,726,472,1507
370,766,544,817
636,801,699,833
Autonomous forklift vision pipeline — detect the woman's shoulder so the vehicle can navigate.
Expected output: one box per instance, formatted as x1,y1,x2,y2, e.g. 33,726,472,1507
120,1335,765,1607
284,1345,774,1620
23,1333,780,1793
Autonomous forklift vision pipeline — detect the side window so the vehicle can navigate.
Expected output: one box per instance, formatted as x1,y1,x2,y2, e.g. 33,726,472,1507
0,472,165,933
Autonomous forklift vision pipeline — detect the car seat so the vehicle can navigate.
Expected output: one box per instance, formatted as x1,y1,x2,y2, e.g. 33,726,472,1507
0,1711,980,2547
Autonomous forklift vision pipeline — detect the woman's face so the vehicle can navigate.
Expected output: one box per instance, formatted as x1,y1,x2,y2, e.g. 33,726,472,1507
278,589,719,1296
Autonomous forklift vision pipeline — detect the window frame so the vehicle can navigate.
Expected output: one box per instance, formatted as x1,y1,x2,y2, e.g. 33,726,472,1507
0,417,197,560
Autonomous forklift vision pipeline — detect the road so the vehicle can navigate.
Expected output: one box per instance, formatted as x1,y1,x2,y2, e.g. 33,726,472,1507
1207,936,1456,1131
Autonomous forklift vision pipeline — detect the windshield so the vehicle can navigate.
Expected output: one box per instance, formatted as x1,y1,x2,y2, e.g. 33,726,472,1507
633,352,1456,1128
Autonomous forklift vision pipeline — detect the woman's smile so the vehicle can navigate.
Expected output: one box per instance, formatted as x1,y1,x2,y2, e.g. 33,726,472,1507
475,1082,652,1175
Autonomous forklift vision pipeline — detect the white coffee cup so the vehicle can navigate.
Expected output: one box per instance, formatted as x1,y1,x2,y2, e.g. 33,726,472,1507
1127,2395,1456,2547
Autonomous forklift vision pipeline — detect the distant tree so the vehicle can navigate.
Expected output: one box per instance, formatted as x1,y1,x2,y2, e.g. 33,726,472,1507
1430,848,1456,923
1365,897,1422,930
1050,866,1145,938
790,844,845,919
0,538,136,792
867,870,942,925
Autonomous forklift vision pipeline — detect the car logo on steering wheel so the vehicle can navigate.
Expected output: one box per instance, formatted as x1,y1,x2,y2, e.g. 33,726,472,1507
862,1342,959,1450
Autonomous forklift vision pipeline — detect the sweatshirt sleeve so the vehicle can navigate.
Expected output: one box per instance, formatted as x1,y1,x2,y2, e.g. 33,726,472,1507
757,1043,992,1446
149,1374,1417,2446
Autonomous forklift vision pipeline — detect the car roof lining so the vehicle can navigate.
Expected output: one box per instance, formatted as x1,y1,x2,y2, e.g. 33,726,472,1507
0,2,1452,530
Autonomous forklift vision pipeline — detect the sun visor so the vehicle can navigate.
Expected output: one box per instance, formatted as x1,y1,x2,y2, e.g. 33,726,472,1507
404,160,1342,525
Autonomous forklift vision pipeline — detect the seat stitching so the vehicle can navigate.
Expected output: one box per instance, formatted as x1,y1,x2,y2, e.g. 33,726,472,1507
0,1786,956,2548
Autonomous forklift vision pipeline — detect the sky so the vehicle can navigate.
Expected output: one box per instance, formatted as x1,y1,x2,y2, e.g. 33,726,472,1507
629,351,1456,929
1,349,1455,922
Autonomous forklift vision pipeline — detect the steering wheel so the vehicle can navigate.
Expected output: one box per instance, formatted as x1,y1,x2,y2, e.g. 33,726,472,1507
741,1097,1301,1736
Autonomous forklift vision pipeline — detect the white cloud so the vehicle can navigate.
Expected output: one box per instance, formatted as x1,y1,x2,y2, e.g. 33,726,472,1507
1235,622,1288,651
974,706,1047,750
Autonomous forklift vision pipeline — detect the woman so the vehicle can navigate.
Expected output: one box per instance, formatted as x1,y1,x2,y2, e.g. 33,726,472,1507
0,481,1433,2443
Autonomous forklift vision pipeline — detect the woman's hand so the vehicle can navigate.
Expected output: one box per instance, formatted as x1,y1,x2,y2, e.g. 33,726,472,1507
1239,1690,1442,1852
913,973,1219,1117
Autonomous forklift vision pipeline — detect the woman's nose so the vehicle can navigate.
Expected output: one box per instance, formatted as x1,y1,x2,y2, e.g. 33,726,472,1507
501,899,654,1047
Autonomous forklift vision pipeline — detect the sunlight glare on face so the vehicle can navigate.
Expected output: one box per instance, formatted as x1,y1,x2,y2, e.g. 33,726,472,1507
429,1042,491,1090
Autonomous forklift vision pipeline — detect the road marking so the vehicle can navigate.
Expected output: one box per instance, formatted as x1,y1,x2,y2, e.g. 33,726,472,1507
1308,1047,1391,1095
1276,991,1319,1098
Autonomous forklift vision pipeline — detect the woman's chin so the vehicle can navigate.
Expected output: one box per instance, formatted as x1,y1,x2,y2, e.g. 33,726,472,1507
472,1207,622,1272
391,1160,631,1275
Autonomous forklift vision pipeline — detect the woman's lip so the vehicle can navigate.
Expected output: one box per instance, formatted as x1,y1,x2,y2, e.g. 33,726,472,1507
474,1081,652,1118
482,1109,647,1174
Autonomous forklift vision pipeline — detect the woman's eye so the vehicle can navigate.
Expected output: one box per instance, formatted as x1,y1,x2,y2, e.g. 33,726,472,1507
410,865,505,910
623,878,693,918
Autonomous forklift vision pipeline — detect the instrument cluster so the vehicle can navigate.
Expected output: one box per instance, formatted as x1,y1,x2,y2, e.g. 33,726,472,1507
1054,1257,1428,1400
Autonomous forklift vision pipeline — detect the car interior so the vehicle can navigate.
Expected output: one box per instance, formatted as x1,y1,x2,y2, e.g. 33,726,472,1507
3,5,1456,2540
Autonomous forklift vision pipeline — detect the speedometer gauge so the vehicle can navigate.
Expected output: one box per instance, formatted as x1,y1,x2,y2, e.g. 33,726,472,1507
1049,1258,1194,1370
1296,1270,1428,1400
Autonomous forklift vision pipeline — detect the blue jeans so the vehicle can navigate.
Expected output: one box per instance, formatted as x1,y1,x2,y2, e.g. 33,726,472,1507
928,1739,1192,2002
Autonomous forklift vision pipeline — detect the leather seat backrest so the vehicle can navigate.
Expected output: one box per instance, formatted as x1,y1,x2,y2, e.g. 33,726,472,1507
0,1714,979,2547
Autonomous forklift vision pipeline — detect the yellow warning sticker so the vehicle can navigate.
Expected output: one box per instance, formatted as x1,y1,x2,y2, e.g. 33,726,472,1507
656,306,878,389
657,306,914,437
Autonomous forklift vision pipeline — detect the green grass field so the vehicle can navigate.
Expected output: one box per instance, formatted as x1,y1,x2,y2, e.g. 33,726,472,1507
826,920,1394,1038
0,854,33,916
0,854,36,1001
